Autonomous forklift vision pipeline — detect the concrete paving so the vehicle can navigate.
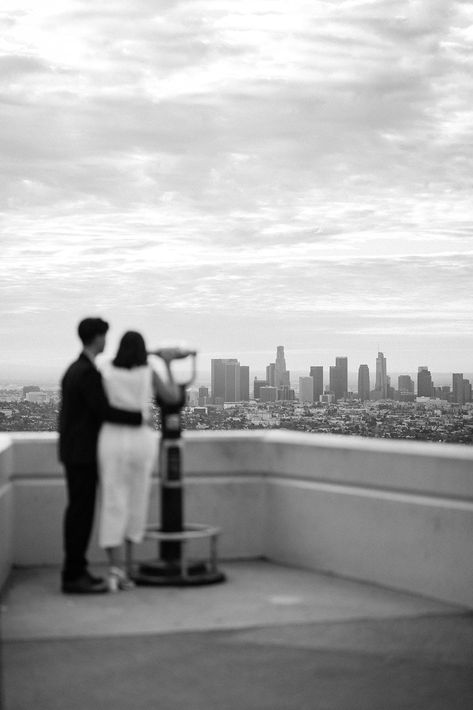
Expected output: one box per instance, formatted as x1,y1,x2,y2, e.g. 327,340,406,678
2,561,473,710
1,560,462,641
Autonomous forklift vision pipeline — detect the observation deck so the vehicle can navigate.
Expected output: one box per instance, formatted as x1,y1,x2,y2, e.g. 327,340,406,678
1,431,473,709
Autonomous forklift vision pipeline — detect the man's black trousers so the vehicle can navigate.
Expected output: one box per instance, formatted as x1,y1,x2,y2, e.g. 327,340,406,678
62,463,98,582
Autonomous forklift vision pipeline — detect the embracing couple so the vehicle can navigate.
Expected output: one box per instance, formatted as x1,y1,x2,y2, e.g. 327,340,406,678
58,317,181,594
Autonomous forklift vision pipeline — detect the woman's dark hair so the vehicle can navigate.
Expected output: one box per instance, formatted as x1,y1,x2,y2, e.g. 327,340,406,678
113,331,148,369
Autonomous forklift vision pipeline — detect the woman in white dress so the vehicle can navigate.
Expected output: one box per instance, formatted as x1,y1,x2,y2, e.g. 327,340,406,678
98,331,180,591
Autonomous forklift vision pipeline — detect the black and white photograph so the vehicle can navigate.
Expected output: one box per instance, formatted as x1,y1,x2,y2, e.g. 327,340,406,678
1,1,473,709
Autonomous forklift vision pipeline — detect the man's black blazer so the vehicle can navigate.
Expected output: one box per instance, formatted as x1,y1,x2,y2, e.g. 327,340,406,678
58,353,142,466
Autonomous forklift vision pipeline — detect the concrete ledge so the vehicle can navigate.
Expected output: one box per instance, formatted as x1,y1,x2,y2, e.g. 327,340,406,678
263,430,473,500
9,433,63,478
1,431,473,607
0,435,14,588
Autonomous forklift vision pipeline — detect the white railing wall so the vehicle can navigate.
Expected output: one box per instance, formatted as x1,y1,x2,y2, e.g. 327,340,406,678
0,435,14,589
1,431,473,607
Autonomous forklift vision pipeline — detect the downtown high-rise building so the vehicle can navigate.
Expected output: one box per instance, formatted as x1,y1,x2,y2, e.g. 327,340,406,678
240,366,250,401
198,386,209,406
260,386,277,402
266,363,276,387
253,378,267,400
357,364,370,401
299,376,314,403
211,358,235,404
375,352,388,399
398,375,414,393
309,366,324,403
211,358,249,403
464,379,473,404
277,385,295,401
336,357,348,397
398,375,415,402
274,346,290,388
452,373,464,404
224,360,240,402
452,373,472,405
261,346,294,400
329,357,348,401
417,367,433,398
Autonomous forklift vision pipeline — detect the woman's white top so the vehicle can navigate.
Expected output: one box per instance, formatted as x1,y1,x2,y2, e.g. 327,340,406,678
100,362,153,417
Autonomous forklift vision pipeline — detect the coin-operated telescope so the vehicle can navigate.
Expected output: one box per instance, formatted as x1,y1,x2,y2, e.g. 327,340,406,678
133,347,225,586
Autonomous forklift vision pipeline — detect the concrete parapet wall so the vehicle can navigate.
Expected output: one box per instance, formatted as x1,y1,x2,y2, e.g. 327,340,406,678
263,430,473,499
6,433,267,569
0,435,14,589
1,431,473,607
262,431,473,607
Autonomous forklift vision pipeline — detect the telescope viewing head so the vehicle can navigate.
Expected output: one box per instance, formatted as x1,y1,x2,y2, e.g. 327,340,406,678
148,347,197,387
148,347,197,362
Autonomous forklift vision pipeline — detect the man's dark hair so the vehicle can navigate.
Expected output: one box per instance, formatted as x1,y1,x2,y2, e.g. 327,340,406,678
78,317,109,345
113,331,148,369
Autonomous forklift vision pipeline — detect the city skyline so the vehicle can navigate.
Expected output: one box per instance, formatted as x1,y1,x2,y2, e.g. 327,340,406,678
204,347,472,403
4,350,471,405
1,346,472,388
2,2,473,377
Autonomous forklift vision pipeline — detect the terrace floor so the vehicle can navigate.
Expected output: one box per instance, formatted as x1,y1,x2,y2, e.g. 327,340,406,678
2,560,473,710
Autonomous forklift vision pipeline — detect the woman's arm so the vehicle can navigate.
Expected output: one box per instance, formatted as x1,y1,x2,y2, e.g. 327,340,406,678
152,365,181,406
82,366,143,425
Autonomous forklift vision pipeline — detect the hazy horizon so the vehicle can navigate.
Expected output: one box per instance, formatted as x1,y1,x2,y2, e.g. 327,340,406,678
1,355,470,391
2,2,473,371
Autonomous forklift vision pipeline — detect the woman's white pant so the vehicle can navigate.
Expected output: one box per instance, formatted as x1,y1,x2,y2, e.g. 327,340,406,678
98,424,158,548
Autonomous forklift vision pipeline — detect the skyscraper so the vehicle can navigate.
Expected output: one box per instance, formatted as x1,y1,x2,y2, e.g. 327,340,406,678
266,363,276,387
299,376,314,403
375,352,388,399
329,357,347,401
240,366,250,401
224,360,240,402
464,379,472,404
452,373,464,404
274,346,290,387
277,386,295,401
198,386,209,406
336,357,348,398
253,378,267,399
357,364,370,401
309,366,323,403
211,359,234,402
398,375,415,402
329,365,338,400
260,386,277,402
417,367,433,398
398,375,414,393
211,358,248,403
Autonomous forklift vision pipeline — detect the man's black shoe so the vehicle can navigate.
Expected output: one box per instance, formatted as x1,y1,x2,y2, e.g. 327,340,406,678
62,573,109,594
85,570,106,585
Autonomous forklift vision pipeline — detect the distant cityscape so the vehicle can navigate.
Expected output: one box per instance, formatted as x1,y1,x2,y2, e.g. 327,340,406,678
201,346,472,406
1,346,472,444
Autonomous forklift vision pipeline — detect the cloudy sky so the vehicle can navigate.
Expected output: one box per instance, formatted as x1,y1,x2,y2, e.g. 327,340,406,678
1,0,473,383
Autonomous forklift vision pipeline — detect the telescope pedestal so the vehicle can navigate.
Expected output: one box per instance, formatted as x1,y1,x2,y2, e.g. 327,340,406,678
132,381,226,587
133,524,225,586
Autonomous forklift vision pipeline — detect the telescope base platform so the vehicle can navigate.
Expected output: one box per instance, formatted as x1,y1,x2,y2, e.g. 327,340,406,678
133,559,226,587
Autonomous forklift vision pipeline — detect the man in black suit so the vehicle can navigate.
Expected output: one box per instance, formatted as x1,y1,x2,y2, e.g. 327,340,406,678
58,317,143,593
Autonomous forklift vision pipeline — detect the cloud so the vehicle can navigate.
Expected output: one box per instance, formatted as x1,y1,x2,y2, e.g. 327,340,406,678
1,0,473,373
0,54,52,77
